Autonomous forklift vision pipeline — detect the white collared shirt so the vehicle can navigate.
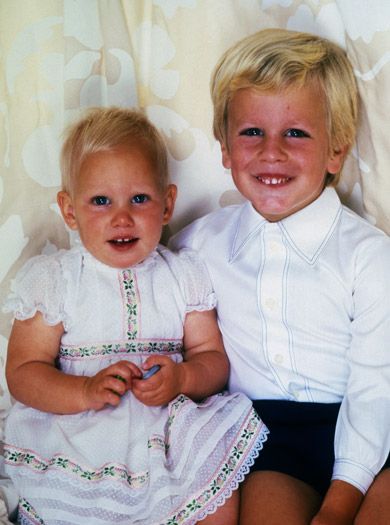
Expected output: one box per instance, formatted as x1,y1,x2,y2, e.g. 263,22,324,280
170,187,390,493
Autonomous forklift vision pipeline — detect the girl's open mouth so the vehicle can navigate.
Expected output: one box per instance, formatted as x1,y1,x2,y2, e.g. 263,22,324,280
109,238,138,248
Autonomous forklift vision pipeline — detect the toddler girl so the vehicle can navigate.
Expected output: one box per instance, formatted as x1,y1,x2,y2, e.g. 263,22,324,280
3,107,268,525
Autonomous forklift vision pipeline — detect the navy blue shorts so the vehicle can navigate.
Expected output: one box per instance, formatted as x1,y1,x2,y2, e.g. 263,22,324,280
252,400,390,496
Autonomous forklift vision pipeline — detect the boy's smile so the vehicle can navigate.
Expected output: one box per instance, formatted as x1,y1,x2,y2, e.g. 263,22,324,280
58,145,176,268
221,83,345,221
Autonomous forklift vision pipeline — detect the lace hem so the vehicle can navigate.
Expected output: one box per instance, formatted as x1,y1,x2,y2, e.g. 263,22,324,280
177,421,269,525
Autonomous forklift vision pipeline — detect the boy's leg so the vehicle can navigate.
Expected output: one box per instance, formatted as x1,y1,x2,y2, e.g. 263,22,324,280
355,468,390,524
199,488,239,525
240,471,321,525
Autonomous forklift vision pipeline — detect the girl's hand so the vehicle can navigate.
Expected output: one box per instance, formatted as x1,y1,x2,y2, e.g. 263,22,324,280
83,360,142,410
131,356,183,406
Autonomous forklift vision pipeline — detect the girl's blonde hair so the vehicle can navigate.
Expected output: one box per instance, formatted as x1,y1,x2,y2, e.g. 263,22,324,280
60,106,169,193
211,28,359,184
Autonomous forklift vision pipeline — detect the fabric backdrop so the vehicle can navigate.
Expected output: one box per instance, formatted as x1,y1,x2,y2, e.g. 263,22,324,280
0,0,389,517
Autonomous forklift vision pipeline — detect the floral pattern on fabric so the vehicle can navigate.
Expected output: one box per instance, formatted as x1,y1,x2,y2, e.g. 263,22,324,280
11,405,266,525
59,340,183,360
121,269,139,340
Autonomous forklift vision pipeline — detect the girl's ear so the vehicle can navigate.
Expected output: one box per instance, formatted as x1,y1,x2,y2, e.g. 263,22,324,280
162,184,177,225
57,191,78,230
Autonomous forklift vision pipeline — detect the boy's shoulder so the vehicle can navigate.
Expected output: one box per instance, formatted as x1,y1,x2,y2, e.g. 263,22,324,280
340,203,389,242
170,203,246,250
337,204,390,266
156,243,209,271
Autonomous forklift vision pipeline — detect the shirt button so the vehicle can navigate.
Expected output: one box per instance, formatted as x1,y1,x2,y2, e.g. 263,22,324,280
269,241,282,253
265,298,277,310
274,354,283,364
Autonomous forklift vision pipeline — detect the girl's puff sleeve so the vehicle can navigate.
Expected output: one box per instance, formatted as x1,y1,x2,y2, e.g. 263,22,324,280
171,248,217,313
3,253,67,327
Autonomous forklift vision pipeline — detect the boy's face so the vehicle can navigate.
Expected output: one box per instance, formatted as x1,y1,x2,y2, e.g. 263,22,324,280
57,145,176,268
221,83,345,221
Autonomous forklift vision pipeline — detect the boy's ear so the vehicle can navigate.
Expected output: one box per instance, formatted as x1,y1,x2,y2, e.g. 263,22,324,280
162,184,177,225
57,191,78,231
327,145,348,175
220,142,232,169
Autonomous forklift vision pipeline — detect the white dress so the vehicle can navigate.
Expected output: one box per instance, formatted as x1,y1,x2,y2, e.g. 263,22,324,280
3,244,268,525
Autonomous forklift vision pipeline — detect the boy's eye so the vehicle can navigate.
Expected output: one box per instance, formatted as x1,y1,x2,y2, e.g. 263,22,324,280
92,196,110,206
240,128,263,137
285,128,309,138
131,194,149,204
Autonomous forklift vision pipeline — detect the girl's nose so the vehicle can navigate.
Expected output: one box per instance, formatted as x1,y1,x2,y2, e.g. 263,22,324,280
111,207,134,227
258,137,287,162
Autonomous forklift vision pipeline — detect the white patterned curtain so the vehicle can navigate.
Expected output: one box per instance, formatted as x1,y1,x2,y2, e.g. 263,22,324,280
0,0,389,514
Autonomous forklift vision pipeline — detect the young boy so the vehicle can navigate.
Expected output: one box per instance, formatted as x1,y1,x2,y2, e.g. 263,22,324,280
171,29,390,524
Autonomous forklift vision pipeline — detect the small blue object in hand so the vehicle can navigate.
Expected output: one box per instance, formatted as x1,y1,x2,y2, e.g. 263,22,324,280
142,365,161,380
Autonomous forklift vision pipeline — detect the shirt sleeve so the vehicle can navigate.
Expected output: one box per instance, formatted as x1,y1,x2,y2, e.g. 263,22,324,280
3,253,67,327
333,235,390,493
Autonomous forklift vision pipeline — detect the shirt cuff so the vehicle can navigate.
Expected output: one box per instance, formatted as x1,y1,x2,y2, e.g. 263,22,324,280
332,459,375,494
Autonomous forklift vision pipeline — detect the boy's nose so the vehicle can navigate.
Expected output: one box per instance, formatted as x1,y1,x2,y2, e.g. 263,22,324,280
258,137,287,162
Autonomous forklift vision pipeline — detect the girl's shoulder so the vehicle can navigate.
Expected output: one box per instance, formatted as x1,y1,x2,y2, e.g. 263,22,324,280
9,246,82,288
156,245,216,312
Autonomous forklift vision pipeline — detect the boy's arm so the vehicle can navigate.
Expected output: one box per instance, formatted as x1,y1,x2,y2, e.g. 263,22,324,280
6,314,139,414
311,480,363,525
132,308,229,405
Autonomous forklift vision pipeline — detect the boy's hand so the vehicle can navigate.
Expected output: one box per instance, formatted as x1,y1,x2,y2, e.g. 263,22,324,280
83,360,142,410
132,356,183,406
310,480,363,525
311,508,353,525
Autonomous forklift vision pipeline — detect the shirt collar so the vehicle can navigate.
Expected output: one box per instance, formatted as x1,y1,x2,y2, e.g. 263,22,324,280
230,187,342,264
230,200,268,261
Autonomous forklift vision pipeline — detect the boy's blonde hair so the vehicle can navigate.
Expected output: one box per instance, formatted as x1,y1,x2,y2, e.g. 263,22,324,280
211,28,359,184
60,106,169,193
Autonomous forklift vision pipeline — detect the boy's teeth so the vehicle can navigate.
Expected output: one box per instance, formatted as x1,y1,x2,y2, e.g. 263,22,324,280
259,177,288,185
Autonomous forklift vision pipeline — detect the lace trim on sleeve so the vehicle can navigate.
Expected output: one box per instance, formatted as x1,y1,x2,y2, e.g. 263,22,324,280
2,252,69,327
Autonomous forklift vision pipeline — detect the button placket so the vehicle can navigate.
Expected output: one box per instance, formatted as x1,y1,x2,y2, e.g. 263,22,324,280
259,224,292,394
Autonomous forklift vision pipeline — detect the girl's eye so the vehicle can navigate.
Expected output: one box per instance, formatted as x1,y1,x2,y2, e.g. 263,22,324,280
240,128,263,137
131,194,149,204
92,196,110,206
285,128,309,138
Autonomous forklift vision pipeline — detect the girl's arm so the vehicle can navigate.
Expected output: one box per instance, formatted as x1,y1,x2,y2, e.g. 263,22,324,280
6,313,140,414
180,307,229,398
132,308,229,405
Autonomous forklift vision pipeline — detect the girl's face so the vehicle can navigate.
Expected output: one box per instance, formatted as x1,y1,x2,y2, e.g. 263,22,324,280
58,145,176,269
221,83,346,221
